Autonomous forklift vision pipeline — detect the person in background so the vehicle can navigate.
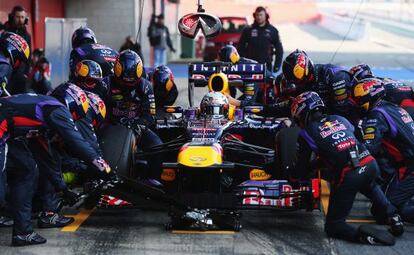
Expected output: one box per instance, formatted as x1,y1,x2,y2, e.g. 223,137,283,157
29,48,52,94
147,14,176,67
238,6,283,73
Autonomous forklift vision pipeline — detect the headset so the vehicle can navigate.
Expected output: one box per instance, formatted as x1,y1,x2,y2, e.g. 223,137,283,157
8,5,29,26
252,6,269,21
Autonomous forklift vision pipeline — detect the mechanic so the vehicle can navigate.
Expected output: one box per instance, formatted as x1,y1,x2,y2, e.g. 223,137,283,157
349,63,414,118
289,91,403,245
282,49,356,120
238,6,283,73
71,59,110,102
218,45,261,107
0,32,30,95
35,84,110,229
350,78,414,224
0,86,112,246
150,65,178,110
69,26,119,79
28,48,52,94
107,50,163,182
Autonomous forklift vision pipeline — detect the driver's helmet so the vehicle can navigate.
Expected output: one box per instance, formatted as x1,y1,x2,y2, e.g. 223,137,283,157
71,27,97,49
218,45,240,64
200,92,229,117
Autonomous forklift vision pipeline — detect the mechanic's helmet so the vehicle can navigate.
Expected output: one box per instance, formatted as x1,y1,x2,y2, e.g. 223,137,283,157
350,77,385,112
282,49,314,86
152,65,174,94
49,82,89,121
349,64,373,81
114,50,144,87
71,27,97,48
85,91,106,128
0,32,30,69
291,91,325,127
74,59,103,89
200,92,230,117
218,45,240,64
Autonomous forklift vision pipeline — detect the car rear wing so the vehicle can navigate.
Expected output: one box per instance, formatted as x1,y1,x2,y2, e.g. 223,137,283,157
188,62,267,106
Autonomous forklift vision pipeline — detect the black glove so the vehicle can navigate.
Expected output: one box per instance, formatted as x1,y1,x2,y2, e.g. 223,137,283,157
171,48,176,53
62,189,79,206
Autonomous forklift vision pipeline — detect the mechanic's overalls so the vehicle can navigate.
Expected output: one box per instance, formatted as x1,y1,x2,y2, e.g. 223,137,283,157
1,94,102,235
37,107,104,213
360,101,414,221
383,80,414,119
0,54,13,95
299,115,396,242
109,78,163,180
0,95,64,235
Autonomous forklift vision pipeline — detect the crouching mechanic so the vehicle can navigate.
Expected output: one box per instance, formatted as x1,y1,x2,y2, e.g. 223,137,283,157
150,65,178,112
0,86,112,246
289,91,403,245
351,78,414,223
108,50,163,182
350,64,414,118
35,83,112,229
0,32,30,95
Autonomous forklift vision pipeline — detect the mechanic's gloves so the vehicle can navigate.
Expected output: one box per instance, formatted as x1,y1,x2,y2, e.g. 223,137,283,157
62,189,79,206
92,157,112,174
0,76,7,96
170,48,176,53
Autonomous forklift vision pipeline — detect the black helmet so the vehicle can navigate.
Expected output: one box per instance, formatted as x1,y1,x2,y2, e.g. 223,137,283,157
0,32,30,69
74,59,103,89
114,50,144,87
349,64,373,81
350,77,385,112
218,45,240,64
49,82,89,120
71,27,97,48
152,65,174,94
291,91,325,127
282,49,314,85
85,91,106,128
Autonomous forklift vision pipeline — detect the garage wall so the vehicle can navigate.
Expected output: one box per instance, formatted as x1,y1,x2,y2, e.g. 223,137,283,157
64,0,136,51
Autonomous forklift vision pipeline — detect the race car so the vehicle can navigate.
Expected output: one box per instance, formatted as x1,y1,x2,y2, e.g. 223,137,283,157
93,62,320,231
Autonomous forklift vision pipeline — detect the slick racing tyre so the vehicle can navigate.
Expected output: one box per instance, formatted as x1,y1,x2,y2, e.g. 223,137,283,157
98,124,135,178
275,127,300,178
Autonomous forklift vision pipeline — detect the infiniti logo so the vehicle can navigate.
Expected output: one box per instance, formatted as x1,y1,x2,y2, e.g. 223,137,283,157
178,13,222,39
332,131,346,139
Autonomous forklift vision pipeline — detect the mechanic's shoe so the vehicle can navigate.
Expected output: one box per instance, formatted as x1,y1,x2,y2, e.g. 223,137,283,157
358,225,395,246
38,212,74,228
0,216,13,227
12,232,47,246
389,214,404,237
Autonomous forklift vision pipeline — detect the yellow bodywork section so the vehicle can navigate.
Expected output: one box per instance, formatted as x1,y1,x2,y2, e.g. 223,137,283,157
178,146,222,167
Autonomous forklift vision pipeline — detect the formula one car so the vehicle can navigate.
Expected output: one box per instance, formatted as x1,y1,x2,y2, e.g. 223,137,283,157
87,62,320,231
